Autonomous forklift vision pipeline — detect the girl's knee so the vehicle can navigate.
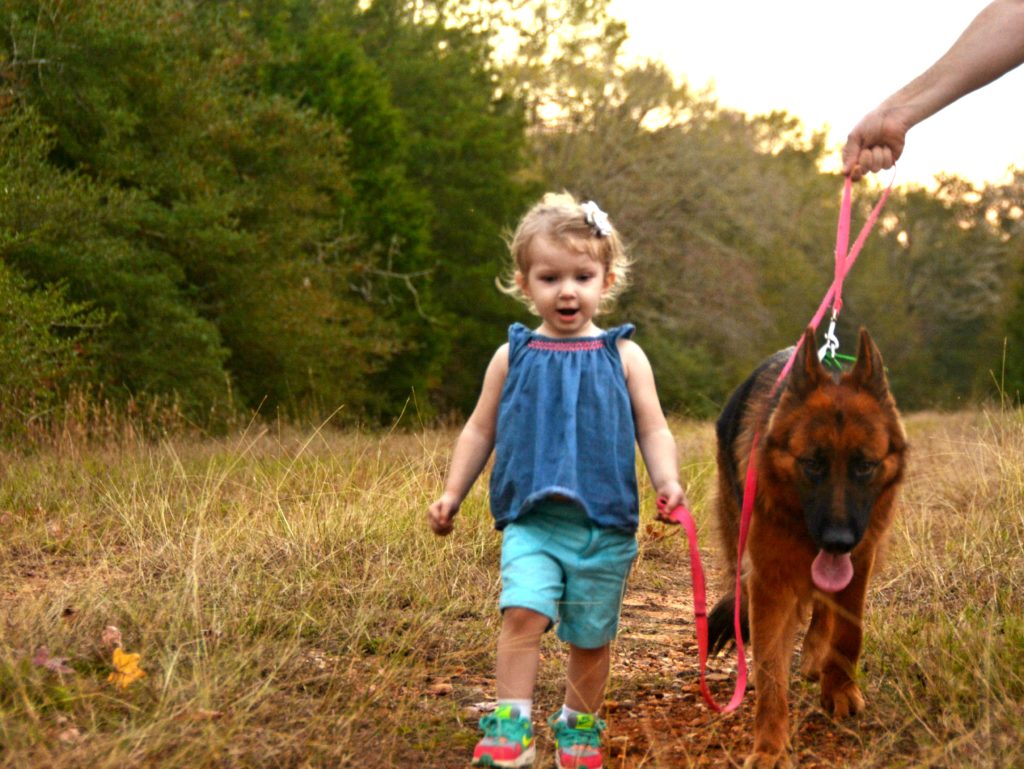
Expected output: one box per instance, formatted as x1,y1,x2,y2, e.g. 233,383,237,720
502,606,552,634
569,641,610,657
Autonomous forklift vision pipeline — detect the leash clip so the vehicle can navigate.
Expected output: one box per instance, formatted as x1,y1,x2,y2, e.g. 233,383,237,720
817,310,840,365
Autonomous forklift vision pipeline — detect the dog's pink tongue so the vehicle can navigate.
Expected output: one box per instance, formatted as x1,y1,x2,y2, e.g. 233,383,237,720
811,550,854,592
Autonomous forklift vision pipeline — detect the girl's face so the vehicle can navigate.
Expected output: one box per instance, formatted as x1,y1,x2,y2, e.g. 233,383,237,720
515,235,614,338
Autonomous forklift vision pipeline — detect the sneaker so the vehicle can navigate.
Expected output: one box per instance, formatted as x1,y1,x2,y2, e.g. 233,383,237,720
472,705,535,767
547,711,606,769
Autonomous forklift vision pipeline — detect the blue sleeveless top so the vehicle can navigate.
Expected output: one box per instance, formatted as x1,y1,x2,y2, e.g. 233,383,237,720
489,322,640,533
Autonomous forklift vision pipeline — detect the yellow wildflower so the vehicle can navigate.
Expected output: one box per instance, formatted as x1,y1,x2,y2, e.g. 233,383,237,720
107,647,146,689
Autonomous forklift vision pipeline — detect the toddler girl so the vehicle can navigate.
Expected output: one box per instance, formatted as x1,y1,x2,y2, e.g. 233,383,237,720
427,192,686,769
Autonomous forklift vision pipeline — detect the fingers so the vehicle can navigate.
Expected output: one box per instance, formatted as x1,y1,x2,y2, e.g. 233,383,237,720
859,145,895,175
843,111,906,181
656,507,680,525
427,499,457,536
841,136,863,178
843,143,896,182
655,485,688,524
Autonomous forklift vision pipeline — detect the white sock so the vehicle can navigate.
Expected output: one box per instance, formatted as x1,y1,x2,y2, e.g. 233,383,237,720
498,699,532,720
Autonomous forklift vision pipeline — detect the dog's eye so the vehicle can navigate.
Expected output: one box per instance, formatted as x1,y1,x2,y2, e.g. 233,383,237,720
798,457,827,478
851,459,879,479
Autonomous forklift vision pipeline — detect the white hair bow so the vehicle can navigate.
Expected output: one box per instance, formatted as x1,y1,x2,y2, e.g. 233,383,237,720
581,200,612,237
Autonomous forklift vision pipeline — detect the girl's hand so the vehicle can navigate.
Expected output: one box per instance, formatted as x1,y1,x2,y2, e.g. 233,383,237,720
427,492,460,536
655,482,688,524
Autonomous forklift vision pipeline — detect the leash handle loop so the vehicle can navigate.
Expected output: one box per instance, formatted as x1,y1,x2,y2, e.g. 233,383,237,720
657,499,747,714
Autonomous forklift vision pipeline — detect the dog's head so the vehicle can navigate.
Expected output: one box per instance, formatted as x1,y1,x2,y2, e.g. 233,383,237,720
764,327,907,590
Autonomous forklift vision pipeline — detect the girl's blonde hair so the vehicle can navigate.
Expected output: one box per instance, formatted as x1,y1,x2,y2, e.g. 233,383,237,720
499,192,631,313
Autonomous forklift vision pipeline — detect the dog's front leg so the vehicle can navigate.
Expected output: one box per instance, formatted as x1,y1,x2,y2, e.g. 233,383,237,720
744,576,800,769
799,597,834,680
820,551,875,718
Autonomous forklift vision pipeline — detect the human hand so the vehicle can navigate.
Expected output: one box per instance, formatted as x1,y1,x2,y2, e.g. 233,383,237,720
842,109,910,181
427,492,460,536
654,482,688,524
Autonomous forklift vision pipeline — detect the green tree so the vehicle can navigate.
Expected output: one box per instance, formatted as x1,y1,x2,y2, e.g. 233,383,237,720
0,103,231,415
0,259,105,432
978,170,1024,405
3,0,404,419
524,48,840,413
237,0,534,415
842,179,1016,409
248,0,442,417
351,0,534,414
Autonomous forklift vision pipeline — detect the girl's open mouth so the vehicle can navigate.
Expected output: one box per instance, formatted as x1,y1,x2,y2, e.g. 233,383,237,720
557,308,578,318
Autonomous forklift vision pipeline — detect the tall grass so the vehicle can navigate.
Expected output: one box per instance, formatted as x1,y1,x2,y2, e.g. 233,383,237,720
0,423,497,767
0,411,1021,767
853,410,1024,768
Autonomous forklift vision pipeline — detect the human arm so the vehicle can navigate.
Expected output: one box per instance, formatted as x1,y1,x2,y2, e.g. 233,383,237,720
619,339,687,523
426,344,509,536
842,0,1024,179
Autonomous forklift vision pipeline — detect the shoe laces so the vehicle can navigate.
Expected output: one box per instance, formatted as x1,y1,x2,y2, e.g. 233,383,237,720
552,714,606,749
479,710,531,742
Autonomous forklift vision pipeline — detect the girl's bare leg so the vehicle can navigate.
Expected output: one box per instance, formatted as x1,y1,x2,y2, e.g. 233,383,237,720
564,643,610,712
495,607,550,699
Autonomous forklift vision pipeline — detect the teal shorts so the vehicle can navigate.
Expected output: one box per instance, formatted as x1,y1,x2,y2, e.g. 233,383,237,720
499,501,638,649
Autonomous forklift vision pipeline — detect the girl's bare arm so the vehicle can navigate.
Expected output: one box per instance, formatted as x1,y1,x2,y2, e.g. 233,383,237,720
619,339,686,519
843,0,1024,178
427,344,509,535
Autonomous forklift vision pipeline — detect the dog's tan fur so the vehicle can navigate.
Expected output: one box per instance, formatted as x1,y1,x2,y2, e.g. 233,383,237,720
708,328,907,768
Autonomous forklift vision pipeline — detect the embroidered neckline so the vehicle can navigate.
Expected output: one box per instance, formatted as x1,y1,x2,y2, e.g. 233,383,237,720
527,339,604,352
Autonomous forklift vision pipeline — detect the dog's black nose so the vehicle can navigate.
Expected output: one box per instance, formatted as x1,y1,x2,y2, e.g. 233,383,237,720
820,525,857,553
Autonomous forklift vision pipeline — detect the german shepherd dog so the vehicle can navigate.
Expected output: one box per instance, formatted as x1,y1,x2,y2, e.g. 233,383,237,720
707,328,907,769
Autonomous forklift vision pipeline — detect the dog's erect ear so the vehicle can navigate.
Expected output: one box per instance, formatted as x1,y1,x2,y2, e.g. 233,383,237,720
849,327,890,399
787,327,829,397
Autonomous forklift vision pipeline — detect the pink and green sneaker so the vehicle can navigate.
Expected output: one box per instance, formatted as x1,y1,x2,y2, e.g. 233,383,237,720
471,705,535,767
546,711,606,769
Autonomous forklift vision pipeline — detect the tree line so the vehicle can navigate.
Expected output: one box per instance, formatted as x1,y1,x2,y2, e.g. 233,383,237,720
1,0,1022,435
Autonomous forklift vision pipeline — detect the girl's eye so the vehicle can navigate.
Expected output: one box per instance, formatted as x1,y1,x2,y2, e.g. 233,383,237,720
539,275,557,283
577,273,593,282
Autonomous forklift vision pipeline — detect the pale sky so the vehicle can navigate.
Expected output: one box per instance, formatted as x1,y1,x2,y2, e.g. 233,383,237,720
607,0,1024,188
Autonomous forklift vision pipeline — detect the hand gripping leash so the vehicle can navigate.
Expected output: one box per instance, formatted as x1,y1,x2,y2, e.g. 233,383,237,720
658,175,892,714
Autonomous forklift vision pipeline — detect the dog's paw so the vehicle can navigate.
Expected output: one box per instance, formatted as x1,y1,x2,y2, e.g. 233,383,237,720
742,751,793,769
821,680,866,719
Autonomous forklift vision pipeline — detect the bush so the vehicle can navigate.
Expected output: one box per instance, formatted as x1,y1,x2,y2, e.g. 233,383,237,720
0,261,105,433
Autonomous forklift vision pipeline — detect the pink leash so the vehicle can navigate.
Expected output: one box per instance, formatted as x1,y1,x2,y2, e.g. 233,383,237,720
657,176,891,714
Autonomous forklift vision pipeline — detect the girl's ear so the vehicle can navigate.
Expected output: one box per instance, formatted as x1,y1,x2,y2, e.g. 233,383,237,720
514,270,529,297
603,270,617,292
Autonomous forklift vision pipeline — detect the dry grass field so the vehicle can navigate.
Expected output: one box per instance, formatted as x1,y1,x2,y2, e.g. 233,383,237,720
1,410,1021,767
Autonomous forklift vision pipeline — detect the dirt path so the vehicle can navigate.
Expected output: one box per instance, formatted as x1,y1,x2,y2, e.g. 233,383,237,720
439,539,885,768
604,578,880,769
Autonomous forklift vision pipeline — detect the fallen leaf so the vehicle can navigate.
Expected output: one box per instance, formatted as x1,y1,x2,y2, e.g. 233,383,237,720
644,523,667,541
427,682,453,696
32,646,74,674
101,626,123,649
107,647,146,689
57,726,82,745
302,649,332,670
